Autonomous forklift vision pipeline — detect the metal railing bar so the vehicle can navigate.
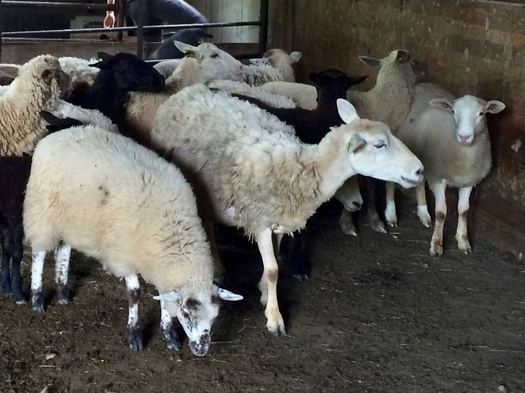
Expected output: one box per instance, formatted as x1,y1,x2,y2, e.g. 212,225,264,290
2,21,261,37
0,1,118,10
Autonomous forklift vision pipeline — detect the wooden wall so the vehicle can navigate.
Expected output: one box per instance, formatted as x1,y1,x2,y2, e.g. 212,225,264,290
270,0,525,259
188,0,260,43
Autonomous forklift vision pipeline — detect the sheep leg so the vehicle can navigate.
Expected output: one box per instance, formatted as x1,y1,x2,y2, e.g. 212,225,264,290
0,226,13,296
125,274,143,351
160,298,182,351
10,224,25,304
429,180,447,256
256,228,285,336
384,182,398,227
31,250,47,313
456,186,473,254
416,181,431,227
286,232,310,281
54,243,71,305
339,209,357,236
365,179,387,233
273,233,284,256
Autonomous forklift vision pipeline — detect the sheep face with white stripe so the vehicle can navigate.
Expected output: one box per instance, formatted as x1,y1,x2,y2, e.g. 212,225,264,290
336,99,424,189
429,95,505,146
155,285,242,357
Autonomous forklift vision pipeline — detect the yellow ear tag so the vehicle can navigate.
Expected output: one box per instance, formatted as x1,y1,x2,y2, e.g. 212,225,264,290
346,140,352,152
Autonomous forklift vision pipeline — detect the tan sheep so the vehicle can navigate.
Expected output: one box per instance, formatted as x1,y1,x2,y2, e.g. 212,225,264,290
151,84,424,335
24,125,242,356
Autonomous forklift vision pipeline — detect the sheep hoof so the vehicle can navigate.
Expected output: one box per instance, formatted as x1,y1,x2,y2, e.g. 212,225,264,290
417,209,432,227
458,243,472,255
128,327,144,352
370,218,387,234
56,286,70,305
340,223,358,237
430,242,443,257
163,327,182,351
292,273,310,282
31,291,45,313
387,219,398,228
456,236,472,254
266,309,286,336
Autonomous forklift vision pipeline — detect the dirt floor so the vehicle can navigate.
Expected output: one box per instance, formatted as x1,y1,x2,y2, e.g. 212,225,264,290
0,199,524,393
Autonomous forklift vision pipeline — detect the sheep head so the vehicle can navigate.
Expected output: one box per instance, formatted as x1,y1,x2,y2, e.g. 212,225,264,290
430,95,505,146
154,285,242,357
90,52,165,92
173,41,244,82
336,98,424,189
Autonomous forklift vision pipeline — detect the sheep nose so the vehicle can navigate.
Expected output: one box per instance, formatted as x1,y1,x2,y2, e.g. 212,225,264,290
352,201,362,209
415,168,424,177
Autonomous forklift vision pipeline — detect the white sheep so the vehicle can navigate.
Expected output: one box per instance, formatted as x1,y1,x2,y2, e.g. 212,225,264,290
52,99,118,132
0,54,68,156
390,83,505,256
207,80,297,109
260,81,317,110
124,55,212,143
173,42,299,86
24,125,242,356
154,59,182,79
151,84,424,335
348,49,418,230
244,48,302,85
58,56,99,88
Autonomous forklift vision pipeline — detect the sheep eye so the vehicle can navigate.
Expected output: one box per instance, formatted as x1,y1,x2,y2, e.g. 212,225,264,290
478,111,484,116
374,143,386,149
210,53,220,58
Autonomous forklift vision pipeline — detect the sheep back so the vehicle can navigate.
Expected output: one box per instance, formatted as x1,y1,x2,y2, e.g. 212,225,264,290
23,126,213,292
152,84,322,237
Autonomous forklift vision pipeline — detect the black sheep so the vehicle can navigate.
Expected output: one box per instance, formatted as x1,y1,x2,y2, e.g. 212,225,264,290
66,52,165,130
0,155,31,303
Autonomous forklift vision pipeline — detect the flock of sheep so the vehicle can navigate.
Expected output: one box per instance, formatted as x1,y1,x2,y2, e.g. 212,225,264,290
0,38,504,357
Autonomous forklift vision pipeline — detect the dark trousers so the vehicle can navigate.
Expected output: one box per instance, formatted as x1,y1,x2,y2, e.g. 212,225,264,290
128,0,208,40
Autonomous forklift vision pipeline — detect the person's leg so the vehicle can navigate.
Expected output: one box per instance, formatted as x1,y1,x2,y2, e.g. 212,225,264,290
150,0,208,25
128,0,161,40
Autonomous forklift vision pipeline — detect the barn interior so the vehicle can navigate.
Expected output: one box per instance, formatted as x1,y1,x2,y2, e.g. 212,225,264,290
0,1,524,392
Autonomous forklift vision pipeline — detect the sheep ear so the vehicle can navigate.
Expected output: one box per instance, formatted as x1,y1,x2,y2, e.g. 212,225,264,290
289,51,302,64
359,56,381,67
41,69,54,85
346,134,366,153
429,98,454,112
0,64,20,78
337,99,360,124
217,287,243,302
173,40,198,54
153,291,181,302
484,100,505,114
90,52,114,69
395,50,410,64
